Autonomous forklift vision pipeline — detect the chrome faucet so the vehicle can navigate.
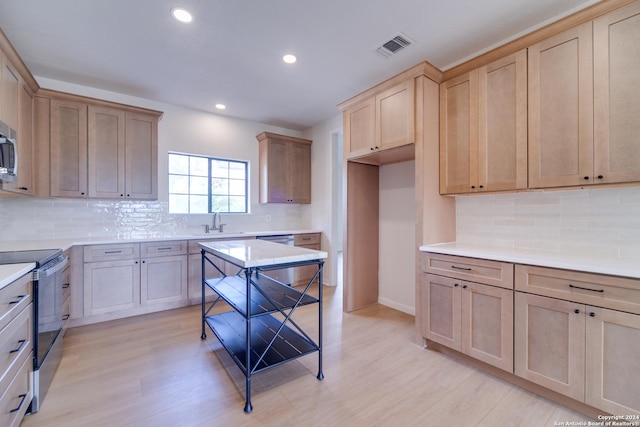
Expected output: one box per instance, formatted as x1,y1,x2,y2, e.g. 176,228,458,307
212,212,219,231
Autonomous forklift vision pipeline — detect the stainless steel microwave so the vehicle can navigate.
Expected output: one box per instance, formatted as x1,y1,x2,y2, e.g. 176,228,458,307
0,120,17,183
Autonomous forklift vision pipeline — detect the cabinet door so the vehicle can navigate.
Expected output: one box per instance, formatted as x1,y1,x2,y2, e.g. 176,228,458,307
141,255,188,306
461,281,513,372
514,292,585,401
3,84,34,195
84,259,140,316
125,112,158,200
478,50,528,192
88,106,125,199
50,99,88,198
440,70,478,194
288,141,311,203
263,138,288,203
593,2,640,185
422,274,461,351
585,306,640,415
0,52,20,129
344,96,375,159
376,79,415,150
528,22,593,189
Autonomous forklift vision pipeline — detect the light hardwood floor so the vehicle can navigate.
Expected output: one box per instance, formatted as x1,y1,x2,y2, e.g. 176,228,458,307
22,285,591,426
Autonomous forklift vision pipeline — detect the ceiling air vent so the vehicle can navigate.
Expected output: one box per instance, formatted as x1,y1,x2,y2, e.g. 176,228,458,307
375,33,414,57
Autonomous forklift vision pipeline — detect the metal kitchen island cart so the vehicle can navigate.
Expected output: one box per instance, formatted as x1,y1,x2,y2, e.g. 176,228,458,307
199,239,327,413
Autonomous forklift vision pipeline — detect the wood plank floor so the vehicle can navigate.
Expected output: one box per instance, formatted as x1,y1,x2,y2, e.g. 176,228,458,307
22,285,592,426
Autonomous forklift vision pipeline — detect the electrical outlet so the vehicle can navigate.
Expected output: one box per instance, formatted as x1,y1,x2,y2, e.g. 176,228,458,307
266,215,271,222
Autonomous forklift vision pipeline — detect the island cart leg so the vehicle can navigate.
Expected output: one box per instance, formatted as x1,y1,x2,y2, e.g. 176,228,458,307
201,249,206,340
245,267,253,413
317,260,324,380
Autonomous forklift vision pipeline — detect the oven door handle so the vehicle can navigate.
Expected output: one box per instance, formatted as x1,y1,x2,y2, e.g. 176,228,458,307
39,256,69,277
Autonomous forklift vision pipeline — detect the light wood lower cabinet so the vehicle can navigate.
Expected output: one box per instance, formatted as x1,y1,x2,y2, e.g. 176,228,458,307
293,233,321,286
514,292,586,401
514,262,640,416
422,273,513,372
83,242,187,319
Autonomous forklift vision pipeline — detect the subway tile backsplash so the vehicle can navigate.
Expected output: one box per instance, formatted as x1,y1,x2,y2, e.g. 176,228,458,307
0,198,304,241
455,187,640,259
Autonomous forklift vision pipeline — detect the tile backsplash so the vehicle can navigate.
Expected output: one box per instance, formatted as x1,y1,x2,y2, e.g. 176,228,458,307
0,197,304,241
455,186,640,259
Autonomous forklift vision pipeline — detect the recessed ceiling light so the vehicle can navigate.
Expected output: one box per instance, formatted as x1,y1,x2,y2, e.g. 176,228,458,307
283,54,297,64
171,7,193,23
215,104,226,110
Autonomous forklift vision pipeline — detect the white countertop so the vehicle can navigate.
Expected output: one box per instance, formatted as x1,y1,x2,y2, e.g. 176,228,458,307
0,263,35,290
419,242,640,279
200,239,327,268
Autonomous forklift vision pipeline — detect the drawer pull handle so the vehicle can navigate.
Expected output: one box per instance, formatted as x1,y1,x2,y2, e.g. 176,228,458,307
569,284,604,293
104,250,122,254
302,238,312,241
10,394,27,413
451,265,472,271
62,314,70,320
62,283,70,289
10,339,27,354
9,295,27,305
157,247,172,251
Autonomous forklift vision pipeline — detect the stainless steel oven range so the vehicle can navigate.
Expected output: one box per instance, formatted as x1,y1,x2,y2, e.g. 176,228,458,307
0,248,68,413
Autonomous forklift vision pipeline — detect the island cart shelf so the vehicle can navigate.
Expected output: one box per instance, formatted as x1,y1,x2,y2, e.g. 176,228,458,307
199,239,326,413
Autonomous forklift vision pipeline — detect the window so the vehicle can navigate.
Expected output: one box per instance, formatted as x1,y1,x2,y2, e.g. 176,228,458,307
168,152,248,214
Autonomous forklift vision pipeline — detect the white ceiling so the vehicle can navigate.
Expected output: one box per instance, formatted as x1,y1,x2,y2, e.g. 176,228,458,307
0,0,600,131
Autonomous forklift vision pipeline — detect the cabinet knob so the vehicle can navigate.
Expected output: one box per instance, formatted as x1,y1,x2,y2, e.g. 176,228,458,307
454,283,459,287
471,185,475,189
574,309,580,314
18,187,28,191
589,312,596,317
462,284,468,289
597,175,603,180
479,185,484,189
370,147,375,151
583,176,589,180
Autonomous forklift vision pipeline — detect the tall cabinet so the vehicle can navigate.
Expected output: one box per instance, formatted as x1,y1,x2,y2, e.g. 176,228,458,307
338,62,456,313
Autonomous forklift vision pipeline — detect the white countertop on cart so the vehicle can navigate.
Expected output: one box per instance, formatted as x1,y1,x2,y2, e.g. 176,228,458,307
0,263,35,290
199,239,327,268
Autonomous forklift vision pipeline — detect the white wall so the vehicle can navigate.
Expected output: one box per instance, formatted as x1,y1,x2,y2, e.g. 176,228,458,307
379,161,416,315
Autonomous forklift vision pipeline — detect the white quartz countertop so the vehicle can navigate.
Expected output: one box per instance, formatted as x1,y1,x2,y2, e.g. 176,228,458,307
419,242,640,279
0,263,35,290
200,239,327,268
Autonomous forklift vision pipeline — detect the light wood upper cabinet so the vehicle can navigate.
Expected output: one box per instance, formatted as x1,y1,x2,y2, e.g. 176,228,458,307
440,71,476,194
256,132,312,204
125,112,158,200
593,1,640,184
88,106,125,199
529,22,594,188
50,99,88,198
3,83,34,195
440,50,527,194
42,91,161,199
0,51,20,129
344,79,415,161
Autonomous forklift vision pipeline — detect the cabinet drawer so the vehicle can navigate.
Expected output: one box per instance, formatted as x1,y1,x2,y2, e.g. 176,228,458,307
0,305,32,394
83,243,140,262
141,241,187,258
294,233,321,246
422,253,514,289
0,274,32,332
515,265,640,315
0,352,32,427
